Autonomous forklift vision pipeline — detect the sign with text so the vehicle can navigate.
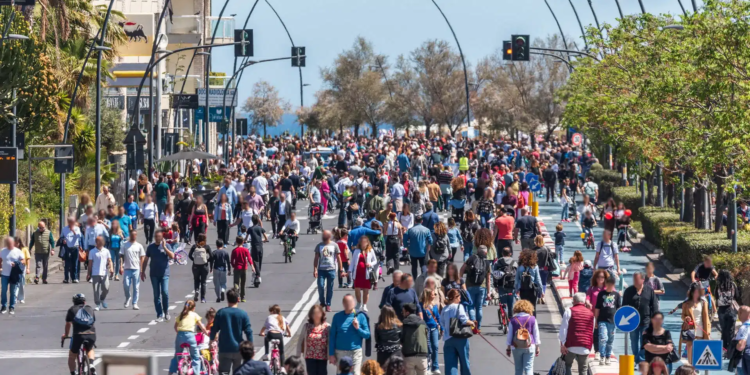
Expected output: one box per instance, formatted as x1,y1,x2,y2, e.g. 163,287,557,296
127,96,151,112
103,96,125,110
197,88,238,107
170,94,199,109
194,107,233,124
0,147,18,184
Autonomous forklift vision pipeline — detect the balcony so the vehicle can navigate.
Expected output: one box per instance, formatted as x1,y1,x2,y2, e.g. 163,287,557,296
208,16,235,42
166,15,202,44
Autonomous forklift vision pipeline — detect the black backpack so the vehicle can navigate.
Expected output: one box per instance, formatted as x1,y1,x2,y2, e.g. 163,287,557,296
467,256,487,285
494,258,516,291
434,235,449,255
519,267,535,292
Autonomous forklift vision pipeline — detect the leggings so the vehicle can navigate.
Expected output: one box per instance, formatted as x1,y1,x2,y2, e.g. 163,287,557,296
143,219,155,243
217,220,230,244
264,332,286,363
192,264,209,300
193,223,206,243
338,261,351,286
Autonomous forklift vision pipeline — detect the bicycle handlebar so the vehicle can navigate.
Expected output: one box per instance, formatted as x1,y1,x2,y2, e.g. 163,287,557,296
61,337,70,348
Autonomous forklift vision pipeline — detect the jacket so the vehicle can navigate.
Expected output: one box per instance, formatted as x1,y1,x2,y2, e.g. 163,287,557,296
30,228,54,255
375,326,402,354
275,200,293,218
514,265,543,296
401,314,429,357
348,249,378,283
232,360,272,375
679,298,711,350
213,202,234,222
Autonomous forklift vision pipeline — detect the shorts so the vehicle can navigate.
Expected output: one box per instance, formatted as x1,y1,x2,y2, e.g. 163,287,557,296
70,334,96,354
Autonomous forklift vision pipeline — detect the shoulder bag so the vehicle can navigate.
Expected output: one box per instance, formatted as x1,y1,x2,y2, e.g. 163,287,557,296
449,306,474,339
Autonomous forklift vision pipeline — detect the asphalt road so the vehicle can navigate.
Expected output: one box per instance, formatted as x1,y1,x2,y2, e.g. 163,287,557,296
1,198,566,375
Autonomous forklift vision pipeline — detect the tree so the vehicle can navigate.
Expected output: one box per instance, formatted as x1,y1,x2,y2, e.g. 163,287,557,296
242,81,290,138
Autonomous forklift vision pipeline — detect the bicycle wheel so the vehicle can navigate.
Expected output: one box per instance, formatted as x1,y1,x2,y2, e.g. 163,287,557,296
178,356,191,375
176,250,188,265
79,352,90,375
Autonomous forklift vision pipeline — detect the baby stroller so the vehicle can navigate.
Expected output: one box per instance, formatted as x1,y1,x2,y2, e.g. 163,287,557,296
307,202,323,234
399,246,411,266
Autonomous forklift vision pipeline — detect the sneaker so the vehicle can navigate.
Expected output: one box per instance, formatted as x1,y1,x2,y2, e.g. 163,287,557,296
292,249,296,254
72,280,79,284
34,277,39,284
216,298,222,303
201,299,206,303
133,304,139,310
605,358,611,366
599,358,605,366
433,370,441,375
362,304,368,312
63,280,69,284
261,354,269,361
220,291,225,301
258,276,262,283
326,306,331,312
241,299,246,303
43,280,48,284
156,315,165,322
0,306,5,314
165,313,171,321
101,301,108,309
8,307,14,315
19,300,24,304
94,305,101,311
124,298,132,308
595,352,601,361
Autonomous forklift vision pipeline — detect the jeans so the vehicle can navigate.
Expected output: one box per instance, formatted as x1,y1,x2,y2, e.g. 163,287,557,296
339,262,351,287
17,272,25,301
1,275,18,308
512,347,534,375
338,205,347,227
598,321,615,359
546,183,556,201
150,276,169,318
428,327,440,371
217,220,230,244
411,256,426,277
35,253,49,281
561,201,569,220
539,270,549,294
467,286,486,328
144,219,155,243
556,245,565,264
443,337,471,375
500,294,515,321
463,241,473,262
214,269,227,300
442,193,452,212
63,246,80,281
317,269,336,306
123,269,140,304
305,358,328,375
431,200,441,212
109,248,121,274
169,331,200,375
480,212,492,228
630,324,646,363
564,352,589,375
91,275,110,305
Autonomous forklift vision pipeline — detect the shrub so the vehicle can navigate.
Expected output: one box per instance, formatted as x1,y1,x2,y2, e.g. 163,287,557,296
588,168,622,201
612,186,643,219
590,163,604,171
713,252,750,305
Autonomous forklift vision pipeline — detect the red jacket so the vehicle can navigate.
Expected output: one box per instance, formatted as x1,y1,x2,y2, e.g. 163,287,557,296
565,304,595,349
231,246,252,270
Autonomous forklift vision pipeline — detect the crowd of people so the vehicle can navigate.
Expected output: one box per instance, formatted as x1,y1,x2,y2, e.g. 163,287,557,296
1,130,746,375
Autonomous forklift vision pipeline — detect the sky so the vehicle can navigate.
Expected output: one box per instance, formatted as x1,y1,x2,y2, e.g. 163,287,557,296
210,0,694,113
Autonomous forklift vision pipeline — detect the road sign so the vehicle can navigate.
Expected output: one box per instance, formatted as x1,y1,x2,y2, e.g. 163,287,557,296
197,88,238,107
614,306,640,333
529,181,542,193
194,107,233,124
53,145,74,174
170,94,199,109
292,46,306,67
236,118,248,136
692,340,722,370
234,29,253,57
571,133,583,146
525,173,538,184
0,147,18,184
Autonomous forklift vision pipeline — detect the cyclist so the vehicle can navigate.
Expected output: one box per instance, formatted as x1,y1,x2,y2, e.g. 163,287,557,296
581,210,597,246
492,247,517,328
279,212,300,254
691,255,719,315
63,293,97,375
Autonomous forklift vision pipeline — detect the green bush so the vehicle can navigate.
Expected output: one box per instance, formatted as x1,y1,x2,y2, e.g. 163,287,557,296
588,168,622,201
713,252,750,305
590,163,604,171
612,186,643,219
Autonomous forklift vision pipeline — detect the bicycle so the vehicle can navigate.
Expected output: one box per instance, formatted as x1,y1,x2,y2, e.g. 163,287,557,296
174,342,211,375
61,336,95,375
169,243,189,266
268,339,283,375
582,228,595,249
496,293,512,334
280,233,295,263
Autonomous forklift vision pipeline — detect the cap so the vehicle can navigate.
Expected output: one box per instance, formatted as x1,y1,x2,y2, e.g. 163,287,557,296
584,260,592,267
339,356,353,372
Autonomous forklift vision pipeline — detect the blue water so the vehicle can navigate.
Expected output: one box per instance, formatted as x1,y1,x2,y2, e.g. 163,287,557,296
239,113,394,137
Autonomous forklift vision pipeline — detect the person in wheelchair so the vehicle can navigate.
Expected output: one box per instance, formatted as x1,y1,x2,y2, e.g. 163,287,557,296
279,212,300,254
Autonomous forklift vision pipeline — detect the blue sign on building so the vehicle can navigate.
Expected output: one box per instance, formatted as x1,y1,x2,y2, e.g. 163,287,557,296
614,306,640,333
194,107,233,124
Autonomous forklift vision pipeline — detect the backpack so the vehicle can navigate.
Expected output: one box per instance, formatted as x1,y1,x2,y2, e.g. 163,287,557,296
467,256,488,285
74,306,95,328
513,316,532,348
354,179,366,197
461,222,476,243
193,245,209,265
434,235,449,255
519,267,535,292
494,258,516,291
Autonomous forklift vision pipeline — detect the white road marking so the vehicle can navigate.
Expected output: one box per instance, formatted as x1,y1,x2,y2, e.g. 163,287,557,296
148,320,158,325
137,328,149,333
117,342,130,348
0,349,174,360
168,305,177,310
185,294,194,298
175,300,184,304
92,358,101,368
128,335,139,340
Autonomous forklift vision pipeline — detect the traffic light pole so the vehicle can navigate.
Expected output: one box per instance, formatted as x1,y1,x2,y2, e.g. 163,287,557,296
543,0,571,69
204,0,233,173
529,52,573,70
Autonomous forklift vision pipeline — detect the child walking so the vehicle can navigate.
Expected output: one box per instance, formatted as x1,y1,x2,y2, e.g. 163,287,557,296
554,224,566,265
563,250,584,295
260,304,292,363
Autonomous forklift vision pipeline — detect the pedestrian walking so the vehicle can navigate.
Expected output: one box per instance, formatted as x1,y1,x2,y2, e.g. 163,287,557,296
515,249,543,316
329,294,371,375
401,303,429,374
210,289,254,375
375,306,403,367
189,233,213,303
108,220,123,281
0,237,22,314
211,239,231,303
120,230,144,310
622,272,658,364
30,220,54,284
559,293,594,375
297,304,330,375
460,245,491,330
314,230,343,311
405,216,432,277
15,237,29,304
87,236,112,310
679,282,711,366
142,230,174,321
716,270,742,350
440,289,473,375
60,217,83,283
142,195,157,243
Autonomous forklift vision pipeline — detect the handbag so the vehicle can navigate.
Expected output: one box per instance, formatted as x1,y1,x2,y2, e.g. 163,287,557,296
667,347,681,364
349,202,360,212
681,317,696,342
449,306,474,339
78,248,88,263
551,355,567,375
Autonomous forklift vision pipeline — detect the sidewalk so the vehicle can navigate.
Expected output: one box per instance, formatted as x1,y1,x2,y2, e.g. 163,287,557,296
537,197,732,375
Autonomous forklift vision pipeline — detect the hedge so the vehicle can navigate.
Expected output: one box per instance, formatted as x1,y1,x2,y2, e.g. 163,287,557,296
638,206,750,270
713,252,750,305
588,167,622,201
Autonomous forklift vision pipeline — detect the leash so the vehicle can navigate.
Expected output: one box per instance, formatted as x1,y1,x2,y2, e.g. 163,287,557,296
477,332,515,364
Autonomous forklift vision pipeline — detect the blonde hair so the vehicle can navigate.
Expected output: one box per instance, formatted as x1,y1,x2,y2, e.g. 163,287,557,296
269,304,284,330
434,221,448,236
513,299,535,315
556,224,563,232
420,287,436,307
534,235,545,247
361,360,384,375
450,177,465,192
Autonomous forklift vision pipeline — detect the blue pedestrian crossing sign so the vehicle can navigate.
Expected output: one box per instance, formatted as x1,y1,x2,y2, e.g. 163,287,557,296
525,173,539,184
614,306,640,333
692,340,722,370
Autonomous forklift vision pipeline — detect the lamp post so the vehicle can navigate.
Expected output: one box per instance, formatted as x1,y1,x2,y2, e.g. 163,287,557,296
204,0,234,168
543,0,571,69
94,45,112,199
568,0,588,50
429,0,471,136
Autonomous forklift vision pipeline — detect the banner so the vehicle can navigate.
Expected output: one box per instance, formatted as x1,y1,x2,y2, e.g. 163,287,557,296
194,107,233,124
116,14,155,57
170,94,199,109
103,96,125,110
197,88,238,107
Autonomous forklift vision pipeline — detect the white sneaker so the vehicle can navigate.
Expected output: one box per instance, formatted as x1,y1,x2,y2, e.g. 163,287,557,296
355,303,361,311
261,354,269,361
599,358,605,366
94,305,101,311
156,315,165,323
605,358,611,366
132,304,139,310
594,352,601,361
19,300,24,304
362,304,368,312
124,298,131,308
258,276,262,283
292,249,296,254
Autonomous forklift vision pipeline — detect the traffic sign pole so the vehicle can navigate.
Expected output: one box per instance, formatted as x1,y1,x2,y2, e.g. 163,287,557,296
614,306,640,375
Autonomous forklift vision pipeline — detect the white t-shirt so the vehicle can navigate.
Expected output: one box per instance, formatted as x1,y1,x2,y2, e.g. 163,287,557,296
121,241,146,270
0,247,22,277
253,176,269,196
281,219,300,235
398,212,414,230
142,203,157,220
89,247,111,276
239,210,254,228
595,241,619,269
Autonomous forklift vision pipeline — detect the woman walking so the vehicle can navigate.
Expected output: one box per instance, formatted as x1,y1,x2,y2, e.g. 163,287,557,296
213,194,233,244
440,289,474,375
514,249,543,316
716,270,741,350
142,195,157,243
421,287,442,374
384,213,404,274
297,305,330,375
190,195,209,243
109,221,124,281
532,235,554,304
348,236,378,312
375,306,403,366
507,300,540,375
431,222,451,277
188,233,213,303
460,211,480,262
680,283,711,365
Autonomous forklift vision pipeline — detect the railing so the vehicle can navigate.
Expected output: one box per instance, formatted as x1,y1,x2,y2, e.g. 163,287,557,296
166,15,202,35
208,16,235,40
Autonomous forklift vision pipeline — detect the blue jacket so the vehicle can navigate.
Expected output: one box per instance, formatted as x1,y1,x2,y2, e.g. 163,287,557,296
233,360,272,375
397,153,410,172
214,202,234,221
406,224,433,258
219,185,239,206
514,265,543,295
209,306,253,353
422,210,439,232
348,226,381,250
329,310,371,355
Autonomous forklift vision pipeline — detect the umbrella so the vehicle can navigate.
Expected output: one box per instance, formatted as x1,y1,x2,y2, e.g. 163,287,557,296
156,149,218,162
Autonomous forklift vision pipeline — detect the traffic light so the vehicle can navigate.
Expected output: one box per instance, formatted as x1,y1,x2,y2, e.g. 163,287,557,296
234,29,253,57
502,40,512,61
511,34,530,61
292,46,306,67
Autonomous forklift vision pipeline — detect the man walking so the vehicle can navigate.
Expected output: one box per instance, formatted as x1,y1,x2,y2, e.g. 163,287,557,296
87,236,113,311
30,220,55,284
559,293,594,375
406,215,433,277
514,208,541,250
542,163,557,202
154,176,171,216
142,230,174,322
401,303,429,375
210,289,254,375
211,239,231,303
622,272,658,364
95,185,116,214
329,294,371,375
60,217,83,283
120,229,145,310
314,230,343,312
